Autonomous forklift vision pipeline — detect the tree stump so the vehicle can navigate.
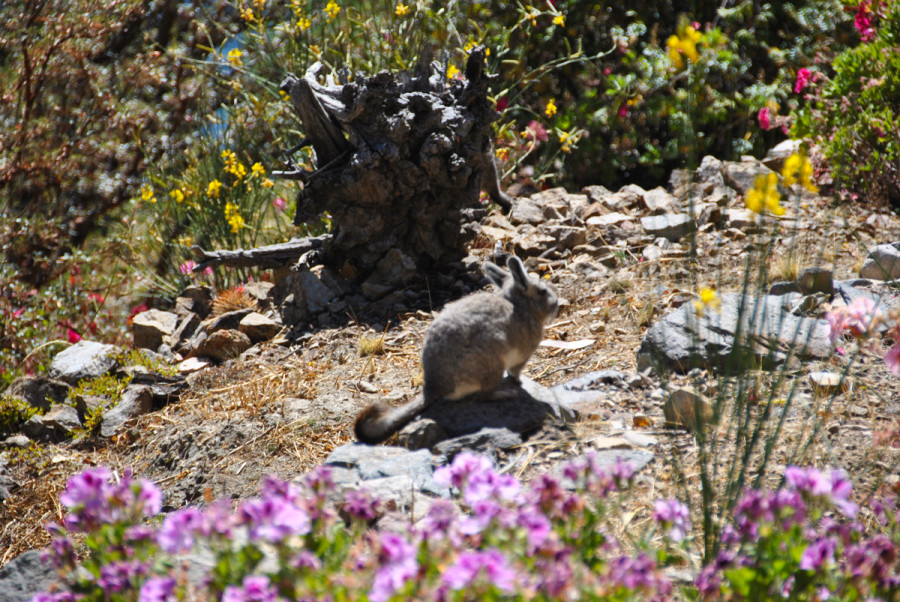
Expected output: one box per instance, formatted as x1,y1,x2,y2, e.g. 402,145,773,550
273,47,510,297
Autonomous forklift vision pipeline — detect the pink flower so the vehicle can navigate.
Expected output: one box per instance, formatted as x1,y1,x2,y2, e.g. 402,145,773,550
825,311,848,343
13,307,25,318
757,107,772,131
617,104,629,118
794,68,812,94
67,328,82,344
272,197,286,213
854,3,875,42
179,260,198,276
845,296,882,337
523,120,548,143
885,344,900,375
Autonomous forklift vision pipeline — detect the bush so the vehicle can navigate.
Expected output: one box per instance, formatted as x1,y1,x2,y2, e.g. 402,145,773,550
791,0,900,206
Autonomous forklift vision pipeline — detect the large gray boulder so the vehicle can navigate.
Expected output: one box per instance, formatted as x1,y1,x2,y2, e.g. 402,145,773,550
860,243,900,280
0,549,59,602
637,293,832,373
48,341,121,385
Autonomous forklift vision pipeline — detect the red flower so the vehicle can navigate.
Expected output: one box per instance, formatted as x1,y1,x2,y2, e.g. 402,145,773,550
757,107,772,131
67,328,82,344
496,96,509,112
794,68,812,94
854,2,876,42
127,303,149,325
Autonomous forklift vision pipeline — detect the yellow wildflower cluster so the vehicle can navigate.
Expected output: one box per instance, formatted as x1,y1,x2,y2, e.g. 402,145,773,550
141,184,156,204
545,99,558,118
446,64,460,80
297,16,311,30
553,13,565,26
325,0,340,20
227,48,243,67
694,287,720,315
207,179,223,198
170,188,185,203
745,172,784,216
250,162,275,188
557,130,582,154
666,24,702,69
782,151,818,192
225,202,246,233
240,6,255,22
221,149,248,180
395,3,410,17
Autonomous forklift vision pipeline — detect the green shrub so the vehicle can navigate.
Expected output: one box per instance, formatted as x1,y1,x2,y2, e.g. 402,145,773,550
0,395,39,434
792,0,900,206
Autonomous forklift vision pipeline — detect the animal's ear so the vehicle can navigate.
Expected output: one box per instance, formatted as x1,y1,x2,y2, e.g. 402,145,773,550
484,261,508,287
506,255,529,288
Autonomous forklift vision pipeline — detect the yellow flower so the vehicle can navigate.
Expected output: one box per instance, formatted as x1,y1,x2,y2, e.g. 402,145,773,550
227,48,243,67
177,235,194,247
666,25,702,69
694,287,720,315
553,13,565,26
495,147,509,161
251,162,266,177
240,6,254,22
781,151,818,193
297,16,311,30
324,0,340,20
225,202,246,233
447,64,460,80
745,173,784,216
667,35,684,69
545,99,558,118
141,184,155,203
170,188,185,203
207,179,223,198
262,178,275,188
395,2,410,16
309,44,322,58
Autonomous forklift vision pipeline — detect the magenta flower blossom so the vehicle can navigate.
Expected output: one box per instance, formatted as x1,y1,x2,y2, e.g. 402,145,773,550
854,2,876,41
342,488,381,521
758,107,772,130
272,196,286,212
800,536,837,571
523,120,549,144
653,499,691,542
59,467,114,530
784,466,858,517
157,507,205,553
98,560,148,593
370,533,419,602
443,548,517,593
885,344,900,375
239,492,311,543
139,577,177,602
179,260,198,276
433,451,494,490
222,575,279,602
795,68,812,94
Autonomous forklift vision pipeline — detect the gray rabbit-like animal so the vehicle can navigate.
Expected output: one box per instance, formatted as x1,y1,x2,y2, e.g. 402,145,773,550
354,255,559,444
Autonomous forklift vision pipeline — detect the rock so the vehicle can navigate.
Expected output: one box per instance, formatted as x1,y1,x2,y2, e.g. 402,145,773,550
768,281,802,296
696,156,725,192
132,309,179,351
540,224,587,250
397,419,448,450
205,308,254,333
640,213,694,242
361,249,417,300
165,312,200,350
723,157,774,194
400,376,575,449
563,370,631,390
100,385,153,437
433,428,524,459
809,371,850,395
529,187,585,220
323,444,449,509
797,267,833,295
586,212,635,227
178,357,211,374
22,404,81,440
643,245,662,261
49,341,121,385
725,209,761,230
763,139,803,171
508,197,547,225
664,389,713,431
70,394,107,423
296,270,339,312
0,549,60,602
178,285,213,318
3,434,31,448
242,281,276,306
514,227,558,257
643,187,680,214
669,168,695,198
4,377,71,412
582,184,615,205
193,329,252,362
860,243,900,280
637,293,833,374
239,312,281,342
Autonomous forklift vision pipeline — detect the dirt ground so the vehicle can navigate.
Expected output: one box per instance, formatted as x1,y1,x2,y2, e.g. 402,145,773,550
3,184,900,566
